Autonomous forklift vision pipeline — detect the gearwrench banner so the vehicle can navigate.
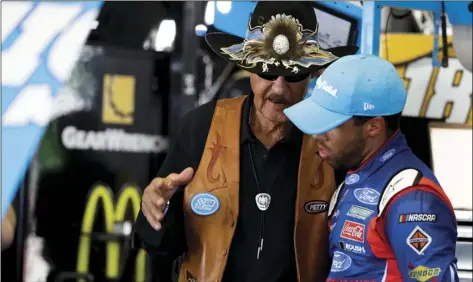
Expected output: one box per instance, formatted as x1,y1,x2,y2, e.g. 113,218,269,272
1,2,103,218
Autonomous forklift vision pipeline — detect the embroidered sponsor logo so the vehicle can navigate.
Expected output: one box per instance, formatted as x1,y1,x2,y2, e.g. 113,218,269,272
316,78,338,97
340,220,365,243
347,205,374,220
190,193,220,216
380,149,396,162
330,251,352,272
399,213,437,223
353,188,380,205
345,174,360,185
364,102,375,111
407,226,432,255
304,200,329,214
408,264,441,282
339,241,366,255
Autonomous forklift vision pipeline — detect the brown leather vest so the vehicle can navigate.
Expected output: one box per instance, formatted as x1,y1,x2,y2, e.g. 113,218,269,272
179,96,336,282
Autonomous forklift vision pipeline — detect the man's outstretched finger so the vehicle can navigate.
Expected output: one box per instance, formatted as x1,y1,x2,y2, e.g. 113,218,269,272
150,177,165,191
166,167,194,189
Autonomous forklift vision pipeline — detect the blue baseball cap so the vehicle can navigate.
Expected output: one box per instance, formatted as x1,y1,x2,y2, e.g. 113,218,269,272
283,54,407,135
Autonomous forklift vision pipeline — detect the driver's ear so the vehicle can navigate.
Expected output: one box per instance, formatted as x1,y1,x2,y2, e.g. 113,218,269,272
365,116,384,137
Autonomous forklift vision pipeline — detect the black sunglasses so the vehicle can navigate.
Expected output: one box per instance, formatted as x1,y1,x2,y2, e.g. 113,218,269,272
258,73,310,83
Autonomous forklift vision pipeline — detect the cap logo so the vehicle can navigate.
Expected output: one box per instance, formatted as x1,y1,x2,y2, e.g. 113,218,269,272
363,102,375,111
316,78,338,97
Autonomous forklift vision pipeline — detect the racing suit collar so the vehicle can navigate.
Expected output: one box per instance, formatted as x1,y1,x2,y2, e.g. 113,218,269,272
346,129,410,179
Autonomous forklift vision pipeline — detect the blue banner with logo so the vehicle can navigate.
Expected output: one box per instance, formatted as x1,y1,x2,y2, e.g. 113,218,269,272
1,1,103,219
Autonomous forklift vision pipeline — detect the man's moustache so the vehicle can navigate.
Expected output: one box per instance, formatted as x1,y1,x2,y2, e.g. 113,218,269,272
267,94,291,104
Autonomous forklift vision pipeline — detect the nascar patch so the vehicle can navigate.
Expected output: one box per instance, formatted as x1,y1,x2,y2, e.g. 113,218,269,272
399,213,437,223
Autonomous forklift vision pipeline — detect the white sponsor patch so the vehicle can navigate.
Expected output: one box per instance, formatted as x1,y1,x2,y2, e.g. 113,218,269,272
347,205,375,220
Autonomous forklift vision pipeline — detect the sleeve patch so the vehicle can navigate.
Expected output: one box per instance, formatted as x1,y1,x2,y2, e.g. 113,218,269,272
406,226,432,255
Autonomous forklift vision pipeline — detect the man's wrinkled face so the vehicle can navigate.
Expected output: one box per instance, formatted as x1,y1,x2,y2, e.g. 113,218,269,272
250,73,311,122
314,119,366,170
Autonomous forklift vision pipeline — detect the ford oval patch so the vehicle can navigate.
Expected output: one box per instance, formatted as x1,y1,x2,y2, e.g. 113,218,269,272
190,193,220,216
353,188,380,205
304,200,329,214
380,149,396,162
345,174,360,185
331,251,352,272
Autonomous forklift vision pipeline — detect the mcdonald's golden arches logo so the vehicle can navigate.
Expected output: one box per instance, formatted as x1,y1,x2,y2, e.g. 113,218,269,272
76,183,147,282
102,74,136,125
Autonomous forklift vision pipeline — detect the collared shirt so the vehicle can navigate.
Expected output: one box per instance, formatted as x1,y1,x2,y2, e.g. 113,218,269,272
134,94,306,282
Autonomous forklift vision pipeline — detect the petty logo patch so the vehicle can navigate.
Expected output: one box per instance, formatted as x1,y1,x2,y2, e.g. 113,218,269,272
190,193,220,216
406,226,432,255
304,200,329,214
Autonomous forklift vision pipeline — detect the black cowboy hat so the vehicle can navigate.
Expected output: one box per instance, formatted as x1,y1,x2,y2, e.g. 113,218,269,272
205,1,359,77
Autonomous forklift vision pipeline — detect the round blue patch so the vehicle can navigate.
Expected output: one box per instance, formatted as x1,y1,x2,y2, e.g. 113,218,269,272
190,192,220,216
345,173,360,185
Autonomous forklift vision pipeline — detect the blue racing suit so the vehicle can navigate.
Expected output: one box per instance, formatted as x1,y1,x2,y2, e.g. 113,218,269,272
327,131,459,282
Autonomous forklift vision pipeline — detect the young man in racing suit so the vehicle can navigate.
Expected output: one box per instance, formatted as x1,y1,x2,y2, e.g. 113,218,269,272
284,54,459,281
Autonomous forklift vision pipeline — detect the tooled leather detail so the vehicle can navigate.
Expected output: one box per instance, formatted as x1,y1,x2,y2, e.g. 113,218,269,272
207,133,226,183
309,161,325,189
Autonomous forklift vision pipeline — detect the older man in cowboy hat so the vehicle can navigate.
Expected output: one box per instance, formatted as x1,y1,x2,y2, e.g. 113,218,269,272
134,2,358,282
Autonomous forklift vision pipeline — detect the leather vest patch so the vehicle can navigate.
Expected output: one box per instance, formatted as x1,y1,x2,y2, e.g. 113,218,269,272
207,133,226,184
